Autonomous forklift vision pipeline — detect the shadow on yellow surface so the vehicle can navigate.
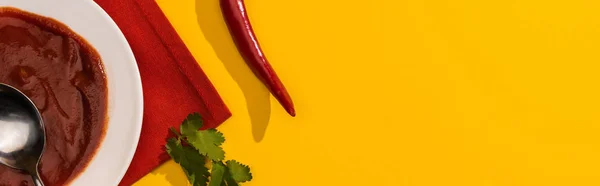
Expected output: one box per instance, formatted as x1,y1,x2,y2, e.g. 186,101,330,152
195,0,272,142
134,161,190,186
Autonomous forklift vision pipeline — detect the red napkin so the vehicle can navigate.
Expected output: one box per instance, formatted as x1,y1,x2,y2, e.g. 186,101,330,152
93,0,232,185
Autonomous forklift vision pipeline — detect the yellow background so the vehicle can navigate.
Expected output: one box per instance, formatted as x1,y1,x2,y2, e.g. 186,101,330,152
135,0,600,185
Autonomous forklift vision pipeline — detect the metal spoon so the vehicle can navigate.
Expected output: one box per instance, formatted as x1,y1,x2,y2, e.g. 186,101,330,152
0,83,46,186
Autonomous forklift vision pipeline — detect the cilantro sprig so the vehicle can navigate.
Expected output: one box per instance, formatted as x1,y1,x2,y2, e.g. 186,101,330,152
166,113,253,186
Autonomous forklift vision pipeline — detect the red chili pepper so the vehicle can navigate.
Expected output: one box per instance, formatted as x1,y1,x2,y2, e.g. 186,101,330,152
220,0,296,116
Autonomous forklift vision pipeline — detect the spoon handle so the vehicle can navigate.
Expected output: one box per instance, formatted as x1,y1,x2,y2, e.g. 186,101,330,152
31,174,44,186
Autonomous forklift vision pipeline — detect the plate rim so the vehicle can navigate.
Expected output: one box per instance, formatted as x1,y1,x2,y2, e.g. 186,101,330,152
87,1,144,185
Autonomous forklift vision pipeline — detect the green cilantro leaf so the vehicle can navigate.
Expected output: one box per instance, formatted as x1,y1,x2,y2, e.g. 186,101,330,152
185,128,226,161
179,113,226,161
222,167,240,186
167,113,253,186
166,138,184,160
208,161,226,186
166,138,210,186
180,113,205,136
223,170,239,186
226,160,253,183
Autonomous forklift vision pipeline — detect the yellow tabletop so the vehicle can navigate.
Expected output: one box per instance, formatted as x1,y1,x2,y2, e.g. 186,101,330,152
135,0,600,185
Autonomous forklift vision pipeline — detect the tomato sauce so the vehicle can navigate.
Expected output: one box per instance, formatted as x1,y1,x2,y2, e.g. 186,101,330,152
0,7,108,186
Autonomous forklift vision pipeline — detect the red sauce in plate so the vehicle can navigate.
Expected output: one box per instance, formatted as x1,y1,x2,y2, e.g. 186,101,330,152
0,7,108,186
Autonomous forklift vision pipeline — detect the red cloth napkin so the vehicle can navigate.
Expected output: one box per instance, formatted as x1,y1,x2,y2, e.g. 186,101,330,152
93,0,232,185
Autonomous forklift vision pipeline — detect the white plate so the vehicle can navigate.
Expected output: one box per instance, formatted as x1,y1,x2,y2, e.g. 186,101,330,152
0,0,144,185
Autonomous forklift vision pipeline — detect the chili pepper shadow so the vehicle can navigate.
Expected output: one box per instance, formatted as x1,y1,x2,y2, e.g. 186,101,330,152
195,0,272,142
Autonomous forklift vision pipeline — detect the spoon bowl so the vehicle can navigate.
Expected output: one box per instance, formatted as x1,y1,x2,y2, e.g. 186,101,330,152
0,83,46,186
